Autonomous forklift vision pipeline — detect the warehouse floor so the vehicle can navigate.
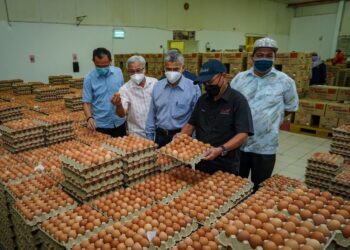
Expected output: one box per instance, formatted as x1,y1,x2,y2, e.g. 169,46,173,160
273,131,331,181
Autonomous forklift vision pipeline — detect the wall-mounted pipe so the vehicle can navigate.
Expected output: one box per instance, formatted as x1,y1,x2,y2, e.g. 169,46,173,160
4,0,11,26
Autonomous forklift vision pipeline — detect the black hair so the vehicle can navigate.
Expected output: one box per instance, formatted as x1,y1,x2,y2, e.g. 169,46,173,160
93,48,112,61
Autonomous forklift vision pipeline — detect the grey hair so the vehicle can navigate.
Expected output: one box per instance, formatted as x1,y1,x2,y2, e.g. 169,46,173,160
164,49,184,65
126,55,146,68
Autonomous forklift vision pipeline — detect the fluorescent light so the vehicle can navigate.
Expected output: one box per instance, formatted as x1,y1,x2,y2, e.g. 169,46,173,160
113,28,125,39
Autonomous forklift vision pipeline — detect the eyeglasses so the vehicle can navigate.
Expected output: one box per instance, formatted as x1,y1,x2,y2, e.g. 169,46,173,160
127,68,144,75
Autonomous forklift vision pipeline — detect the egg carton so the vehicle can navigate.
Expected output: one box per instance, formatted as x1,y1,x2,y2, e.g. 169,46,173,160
59,154,122,174
102,141,158,159
62,166,123,185
148,219,199,250
38,217,113,250
61,160,123,178
61,180,122,202
63,173,123,193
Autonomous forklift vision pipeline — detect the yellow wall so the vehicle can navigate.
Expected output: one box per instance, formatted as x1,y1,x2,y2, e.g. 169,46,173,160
0,0,293,35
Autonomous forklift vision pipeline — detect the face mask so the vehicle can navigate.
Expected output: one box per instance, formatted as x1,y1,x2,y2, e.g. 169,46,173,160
254,58,273,73
205,84,220,97
165,71,182,84
130,73,145,85
96,66,110,76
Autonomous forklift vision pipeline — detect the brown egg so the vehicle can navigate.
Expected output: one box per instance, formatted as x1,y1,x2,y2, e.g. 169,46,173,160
249,234,263,249
257,213,269,223
312,214,326,226
276,228,289,239
256,229,269,241
237,230,250,242
269,233,284,246
283,221,296,233
270,218,282,228
287,204,299,215
342,225,350,238
296,226,310,237
305,238,322,250
262,240,278,250
310,231,325,243
239,214,251,224
263,223,275,234
300,209,312,220
285,239,299,250
291,233,306,244
277,200,289,211
317,225,331,237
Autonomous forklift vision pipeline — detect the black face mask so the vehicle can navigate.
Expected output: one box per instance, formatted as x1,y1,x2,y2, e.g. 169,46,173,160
205,84,220,97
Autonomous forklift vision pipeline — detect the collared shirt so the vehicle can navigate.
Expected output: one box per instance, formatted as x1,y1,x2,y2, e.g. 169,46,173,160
145,76,201,140
188,87,254,170
83,66,125,129
119,76,158,138
231,67,299,154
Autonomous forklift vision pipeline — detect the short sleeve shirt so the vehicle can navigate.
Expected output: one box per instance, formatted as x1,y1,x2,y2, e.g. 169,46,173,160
231,67,299,154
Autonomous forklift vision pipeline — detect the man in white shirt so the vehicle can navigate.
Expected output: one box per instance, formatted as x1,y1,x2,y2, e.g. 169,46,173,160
112,55,157,138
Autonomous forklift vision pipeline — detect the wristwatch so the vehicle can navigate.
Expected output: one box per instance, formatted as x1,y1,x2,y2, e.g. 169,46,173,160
220,145,228,156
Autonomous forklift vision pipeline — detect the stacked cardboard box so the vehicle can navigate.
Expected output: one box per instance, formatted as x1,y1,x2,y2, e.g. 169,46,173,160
48,75,72,85
184,53,202,75
221,52,247,79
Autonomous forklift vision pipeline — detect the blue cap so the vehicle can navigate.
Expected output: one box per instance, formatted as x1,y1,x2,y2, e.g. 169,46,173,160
194,59,226,84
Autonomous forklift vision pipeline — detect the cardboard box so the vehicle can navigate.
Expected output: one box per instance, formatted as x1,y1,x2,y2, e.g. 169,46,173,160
319,116,339,130
294,112,312,126
337,87,350,102
308,85,339,101
298,99,327,116
325,103,350,119
201,53,222,63
221,52,247,64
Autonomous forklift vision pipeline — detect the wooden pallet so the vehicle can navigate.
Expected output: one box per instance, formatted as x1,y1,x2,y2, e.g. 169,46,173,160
290,124,333,138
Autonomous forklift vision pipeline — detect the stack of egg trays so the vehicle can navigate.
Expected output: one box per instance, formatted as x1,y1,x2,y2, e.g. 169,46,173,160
0,122,45,152
90,189,154,224
333,127,350,139
60,154,124,202
38,206,113,250
13,83,32,95
158,155,182,172
123,169,159,187
36,118,75,145
330,144,350,161
64,95,83,111
10,189,78,250
330,170,350,200
123,155,159,178
0,103,23,123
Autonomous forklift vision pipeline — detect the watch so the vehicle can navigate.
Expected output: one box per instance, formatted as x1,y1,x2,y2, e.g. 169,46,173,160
220,145,228,156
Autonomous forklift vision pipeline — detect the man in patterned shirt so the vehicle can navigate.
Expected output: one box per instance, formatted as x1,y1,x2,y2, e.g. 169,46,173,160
231,37,299,191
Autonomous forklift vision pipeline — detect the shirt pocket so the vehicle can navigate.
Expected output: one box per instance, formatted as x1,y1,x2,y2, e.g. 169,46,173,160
171,102,189,120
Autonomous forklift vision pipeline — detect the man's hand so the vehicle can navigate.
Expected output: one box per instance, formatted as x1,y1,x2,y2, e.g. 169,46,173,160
203,147,222,161
111,92,122,106
87,117,96,131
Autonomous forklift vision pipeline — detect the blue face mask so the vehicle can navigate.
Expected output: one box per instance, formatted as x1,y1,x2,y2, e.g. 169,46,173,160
254,58,273,73
96,66,110,76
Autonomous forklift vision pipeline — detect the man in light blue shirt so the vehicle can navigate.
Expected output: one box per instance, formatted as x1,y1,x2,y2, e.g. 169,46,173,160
145,50,201,147
83,48,126,137
231,38,299,191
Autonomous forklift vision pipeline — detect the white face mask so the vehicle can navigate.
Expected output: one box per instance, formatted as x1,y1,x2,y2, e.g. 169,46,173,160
165,71,182,84
130,73,145,85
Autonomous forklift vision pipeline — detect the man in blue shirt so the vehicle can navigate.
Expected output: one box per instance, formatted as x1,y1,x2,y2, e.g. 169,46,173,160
231,37,298,191
83,48,126,137
145,50,201,147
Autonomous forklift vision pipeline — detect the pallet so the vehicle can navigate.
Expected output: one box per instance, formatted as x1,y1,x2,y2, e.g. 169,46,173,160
290,124,333,138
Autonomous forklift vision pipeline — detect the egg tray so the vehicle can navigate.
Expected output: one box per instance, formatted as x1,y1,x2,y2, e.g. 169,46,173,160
330,145,350,156
329,188,350,200
61,160,123,178
305,174,332,185
123,162,159,176
159,161,183,172
38,121,74,133
0,110,22,118
45,130,75,140
329,151,350,163
306,163,343,175
122,155,157,167
38,218,113,250
332,137,350,147
61,180,123,202
333,128,350,139
0,124,44,137
307,159,344,169
0,164,39,186
63,173,123,193
0,114,23,124
305,167,341,179
159,150,208,168
123,169,160,187
148,219,200,250
59,154,122,174
62,166,123,185
3,142,46,153
2,134,45,145
102,141,158,159
45,136,76,146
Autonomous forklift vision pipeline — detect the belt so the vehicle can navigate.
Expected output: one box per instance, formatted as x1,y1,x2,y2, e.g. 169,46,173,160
156,127,181,136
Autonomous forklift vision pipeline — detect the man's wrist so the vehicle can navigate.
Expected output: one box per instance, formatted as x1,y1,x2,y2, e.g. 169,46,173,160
87,116,93,122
